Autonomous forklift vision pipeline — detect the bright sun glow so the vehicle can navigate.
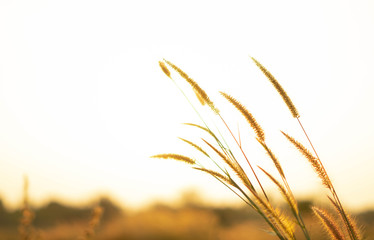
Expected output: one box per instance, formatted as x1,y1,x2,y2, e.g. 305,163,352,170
1,0,374,211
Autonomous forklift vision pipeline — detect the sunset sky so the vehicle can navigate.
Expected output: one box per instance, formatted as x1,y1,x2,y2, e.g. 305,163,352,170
1,0,374,211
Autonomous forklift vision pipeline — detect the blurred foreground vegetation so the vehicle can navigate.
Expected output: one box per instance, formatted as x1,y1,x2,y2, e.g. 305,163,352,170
0,197,373,240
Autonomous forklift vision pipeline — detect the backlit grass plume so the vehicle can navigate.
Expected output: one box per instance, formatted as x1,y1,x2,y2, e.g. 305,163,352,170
151,154,195,165
179,137,210,158
312,207,345,240
259,167,298,215
281,131,331,189
163,59,219,114
193,167,234,187
220,91,265,142
159,61,171,78
251,57,299,118
328,196,363,240
154,57,362,240
202,138,255,192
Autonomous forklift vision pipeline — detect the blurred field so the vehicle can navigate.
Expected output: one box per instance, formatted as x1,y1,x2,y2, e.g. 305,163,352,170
1,197,373,240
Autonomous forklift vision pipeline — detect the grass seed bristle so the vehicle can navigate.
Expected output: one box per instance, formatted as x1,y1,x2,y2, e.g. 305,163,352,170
151,154,195,165
179,138,210,158
193,167,233,186
254,194,295,239
312,207,345,240
259,167,298,215
202,139,254,191
202,139,236,170
220,92,265,142
164,59,219,113
183,123,220,142
258,141,285,179
282,131,331,189
328,197,362,240
194,88,206,105
251,57,299,118
159,61,171,78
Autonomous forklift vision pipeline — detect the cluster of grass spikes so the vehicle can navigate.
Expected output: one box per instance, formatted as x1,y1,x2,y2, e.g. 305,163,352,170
152,57,363,240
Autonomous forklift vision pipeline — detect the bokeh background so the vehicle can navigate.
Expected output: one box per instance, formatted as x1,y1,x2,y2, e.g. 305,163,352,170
1,0,374,238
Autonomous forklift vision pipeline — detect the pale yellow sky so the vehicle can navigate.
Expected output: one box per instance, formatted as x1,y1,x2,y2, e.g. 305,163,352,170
0,0,374,211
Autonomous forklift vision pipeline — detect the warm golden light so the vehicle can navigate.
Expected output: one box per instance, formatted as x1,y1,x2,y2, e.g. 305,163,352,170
1,1,374,238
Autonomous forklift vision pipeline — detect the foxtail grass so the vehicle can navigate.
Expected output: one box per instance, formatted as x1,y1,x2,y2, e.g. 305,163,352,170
312,207,345,240
220,92,265,142
153,57,362,240
151,154,196,165
250,57,299,118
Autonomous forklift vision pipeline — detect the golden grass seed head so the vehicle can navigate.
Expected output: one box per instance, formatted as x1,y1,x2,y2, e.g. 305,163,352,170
183,123,220,142
163,59,189,80
194,88,207,105
345,213,363,240
202,139,233,168
328,196,363,240
281,131,331,189
251,57,300,118
312,207,346,240
220,91,265,142
202,139,255,191
258,140,285,179
178,137,210,158
163,59,219,114
253,194,295,239
159,61,171,78
151,153,196,165
193,167,234,186
259,167,298,215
